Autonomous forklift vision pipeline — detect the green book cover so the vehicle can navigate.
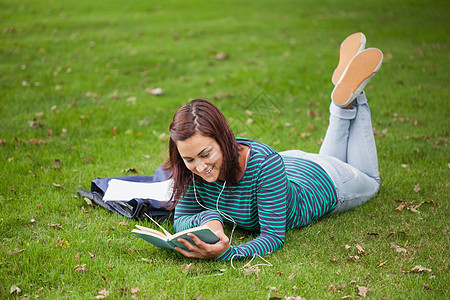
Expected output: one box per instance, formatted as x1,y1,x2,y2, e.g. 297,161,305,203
132,224,220,251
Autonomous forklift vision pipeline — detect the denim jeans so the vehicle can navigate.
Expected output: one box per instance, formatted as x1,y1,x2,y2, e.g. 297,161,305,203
280,92,380,213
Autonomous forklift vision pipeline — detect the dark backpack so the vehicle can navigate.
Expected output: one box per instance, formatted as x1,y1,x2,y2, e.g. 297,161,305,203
77,166,174,223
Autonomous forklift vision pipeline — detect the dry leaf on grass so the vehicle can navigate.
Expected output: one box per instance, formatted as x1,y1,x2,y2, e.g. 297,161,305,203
47,223,64,229
378,260,388,268
74,264,90,272
395,202,407,211
215,53,229,60
182,263,193,273
88,252,96,260
328,284,338,293
84,197,94,206
411,265,432,273
28,139,47,145
349,255,360,261
357,285,368,297
390,243,408,254
6,248,24,255
356,244,365,255
10,284,21,294
146,87,164,95
94,289,109,299
52,182,65,189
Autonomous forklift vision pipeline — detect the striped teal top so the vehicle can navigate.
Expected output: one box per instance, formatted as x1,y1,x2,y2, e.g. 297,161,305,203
173,138,337,261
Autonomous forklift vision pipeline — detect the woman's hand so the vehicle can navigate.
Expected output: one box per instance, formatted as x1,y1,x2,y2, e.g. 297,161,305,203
175,220,229,259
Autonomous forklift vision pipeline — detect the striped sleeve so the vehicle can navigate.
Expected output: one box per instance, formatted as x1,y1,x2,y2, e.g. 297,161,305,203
173,189,224,232
217,153,288,261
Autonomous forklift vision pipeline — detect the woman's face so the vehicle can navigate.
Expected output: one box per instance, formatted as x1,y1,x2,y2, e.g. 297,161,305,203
176,133,223,183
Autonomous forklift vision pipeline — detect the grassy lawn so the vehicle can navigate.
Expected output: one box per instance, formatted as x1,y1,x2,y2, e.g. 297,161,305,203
1,0,449,299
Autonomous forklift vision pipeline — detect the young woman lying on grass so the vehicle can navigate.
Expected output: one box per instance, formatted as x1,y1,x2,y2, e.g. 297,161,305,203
165,33,383,261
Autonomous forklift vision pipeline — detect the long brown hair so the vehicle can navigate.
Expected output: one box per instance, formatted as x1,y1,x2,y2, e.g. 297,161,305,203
164,99,241,205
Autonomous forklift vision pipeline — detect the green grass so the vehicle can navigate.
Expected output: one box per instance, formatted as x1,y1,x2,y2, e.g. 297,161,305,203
1,0,449,298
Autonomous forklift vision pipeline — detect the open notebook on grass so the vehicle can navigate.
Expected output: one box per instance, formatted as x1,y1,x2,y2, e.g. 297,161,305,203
103,179,173,202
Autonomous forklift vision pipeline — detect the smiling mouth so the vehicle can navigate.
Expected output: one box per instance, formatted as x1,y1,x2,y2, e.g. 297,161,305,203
204,166,214,175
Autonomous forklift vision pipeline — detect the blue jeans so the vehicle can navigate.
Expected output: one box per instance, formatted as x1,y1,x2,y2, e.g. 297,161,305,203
280,92,380,213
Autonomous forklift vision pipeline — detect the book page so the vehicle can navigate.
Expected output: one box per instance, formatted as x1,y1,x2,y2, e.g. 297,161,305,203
132,230,174,250
103,179,173,202
134,225,168,239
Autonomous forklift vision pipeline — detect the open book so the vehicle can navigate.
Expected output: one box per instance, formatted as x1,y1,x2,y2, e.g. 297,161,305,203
132,214,219,251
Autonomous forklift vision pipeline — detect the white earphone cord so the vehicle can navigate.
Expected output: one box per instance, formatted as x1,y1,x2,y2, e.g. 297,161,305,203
190,148,272,269
192,176,238,245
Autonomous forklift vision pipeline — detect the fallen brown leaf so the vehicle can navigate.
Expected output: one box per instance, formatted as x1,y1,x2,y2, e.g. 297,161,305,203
74,264,90,272
28,118,43,128
94,289,109,299
28,139,47,145
88,252,96,260
47,223,63,229
10,284,21,294
411,265,432,273
328,284,338,293
413,184,421,193
182,263,193,273
357,285,368,297
299,132,311,138
6,248,24,255
146,87,164,95
378,260,388,268
215,53,229,60
373,127,387,137
84,197,94,206
395,202,406,211
390,243,408,254
356,244,365,255
52,182,65,189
